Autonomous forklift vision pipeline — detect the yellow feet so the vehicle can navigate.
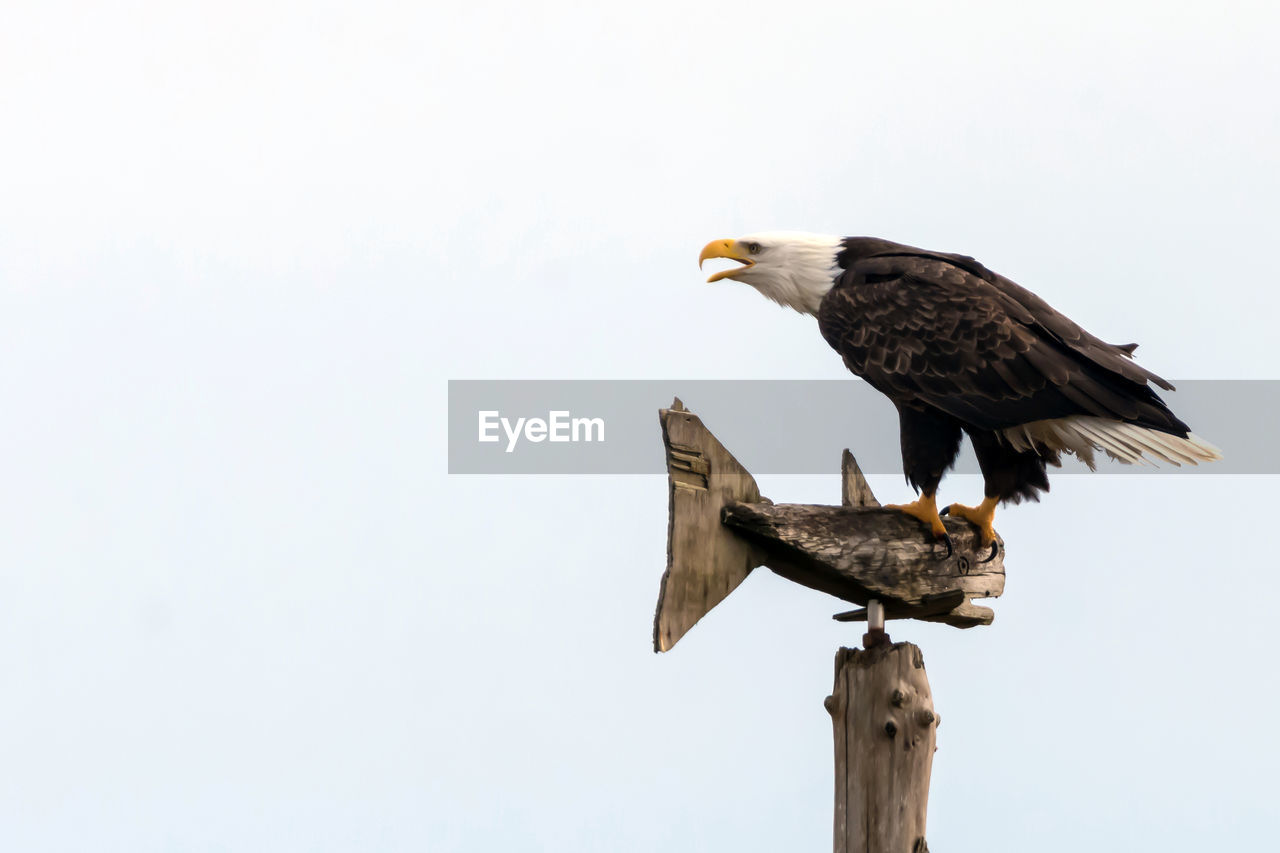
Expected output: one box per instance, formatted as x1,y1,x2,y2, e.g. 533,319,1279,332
886,493,952,558
941,496,1000,562
885,494,948,538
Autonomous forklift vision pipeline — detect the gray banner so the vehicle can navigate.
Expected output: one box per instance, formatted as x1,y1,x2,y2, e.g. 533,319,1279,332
447,380,1268,475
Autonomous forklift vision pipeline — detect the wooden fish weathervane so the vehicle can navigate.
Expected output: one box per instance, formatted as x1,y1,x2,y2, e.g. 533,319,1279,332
653,398,1005,853
654,397,1006,651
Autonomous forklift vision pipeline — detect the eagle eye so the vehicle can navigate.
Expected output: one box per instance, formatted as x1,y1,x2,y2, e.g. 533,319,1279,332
745,241,762,255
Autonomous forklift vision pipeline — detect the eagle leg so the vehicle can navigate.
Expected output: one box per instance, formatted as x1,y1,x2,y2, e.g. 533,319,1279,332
885,492,953,560
940,497,1000,563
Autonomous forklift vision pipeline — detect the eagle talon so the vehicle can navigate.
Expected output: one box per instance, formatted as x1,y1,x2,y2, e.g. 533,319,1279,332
885,494,950,555
943,498,999,561
935,533,954,561
938,505,950,517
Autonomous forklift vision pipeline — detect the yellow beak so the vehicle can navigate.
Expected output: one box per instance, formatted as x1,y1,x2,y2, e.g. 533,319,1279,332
698,239,754,282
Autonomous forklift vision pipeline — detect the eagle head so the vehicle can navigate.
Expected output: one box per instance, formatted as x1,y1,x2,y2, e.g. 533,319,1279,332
699,232,843,316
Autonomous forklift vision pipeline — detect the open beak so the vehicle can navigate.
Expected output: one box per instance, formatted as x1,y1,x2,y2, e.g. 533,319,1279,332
698,239,754,282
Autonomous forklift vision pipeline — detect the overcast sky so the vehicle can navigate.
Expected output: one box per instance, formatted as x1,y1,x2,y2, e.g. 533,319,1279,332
2,1,1278,850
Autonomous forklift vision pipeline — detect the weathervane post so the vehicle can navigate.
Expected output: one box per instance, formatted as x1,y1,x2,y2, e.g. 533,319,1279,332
654,399,998,852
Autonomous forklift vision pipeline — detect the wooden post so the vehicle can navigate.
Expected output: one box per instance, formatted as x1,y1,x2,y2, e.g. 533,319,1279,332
826,643,937,853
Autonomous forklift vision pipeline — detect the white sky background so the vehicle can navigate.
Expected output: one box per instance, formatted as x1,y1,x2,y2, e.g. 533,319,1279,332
1,1,1277,850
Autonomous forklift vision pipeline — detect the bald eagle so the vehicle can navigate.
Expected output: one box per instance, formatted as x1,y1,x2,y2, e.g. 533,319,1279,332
699,233,1220,561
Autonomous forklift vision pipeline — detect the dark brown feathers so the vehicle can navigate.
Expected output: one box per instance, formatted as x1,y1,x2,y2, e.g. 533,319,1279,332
818,239,1189,437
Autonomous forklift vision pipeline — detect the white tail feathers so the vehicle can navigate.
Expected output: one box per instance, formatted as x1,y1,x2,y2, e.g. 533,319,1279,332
1001,416,1222,470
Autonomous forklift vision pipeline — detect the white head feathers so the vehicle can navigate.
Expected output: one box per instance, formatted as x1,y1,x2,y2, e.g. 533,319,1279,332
701,231,843,316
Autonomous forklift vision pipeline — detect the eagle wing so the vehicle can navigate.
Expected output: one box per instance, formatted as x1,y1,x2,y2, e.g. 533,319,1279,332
816,252,1190,436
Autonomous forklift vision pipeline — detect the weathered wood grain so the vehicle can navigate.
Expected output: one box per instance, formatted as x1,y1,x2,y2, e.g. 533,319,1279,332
721,501,1002,627
833,593,995,629
655,401,1002,649
826,643,935,853
842,450,881,509
653,399,764,652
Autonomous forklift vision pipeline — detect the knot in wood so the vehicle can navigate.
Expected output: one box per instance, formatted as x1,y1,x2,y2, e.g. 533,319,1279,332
890,688,909,707
915,709,936,727
884,720,898,738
